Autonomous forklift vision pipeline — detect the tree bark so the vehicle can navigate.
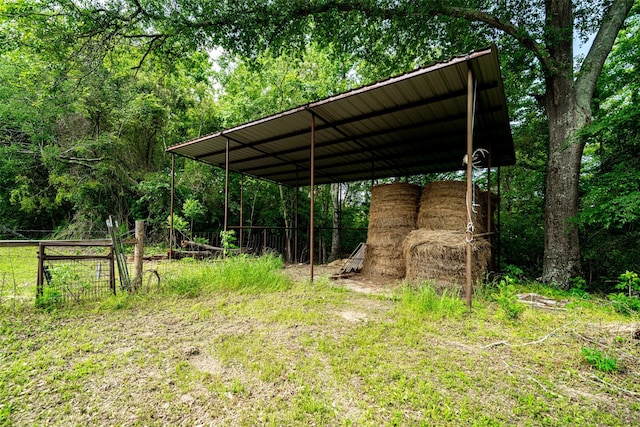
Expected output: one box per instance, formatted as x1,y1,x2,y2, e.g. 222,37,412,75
542,80,586,287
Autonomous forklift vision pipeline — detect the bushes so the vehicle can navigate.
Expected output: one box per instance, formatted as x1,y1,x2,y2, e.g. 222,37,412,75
609,270,640,315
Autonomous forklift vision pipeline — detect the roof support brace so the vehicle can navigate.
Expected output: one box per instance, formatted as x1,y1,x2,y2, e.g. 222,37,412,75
310,114,316,282
295,169,299,264
240,173,244,254
224,137,230,234
169,153,175,260
466,66,475,309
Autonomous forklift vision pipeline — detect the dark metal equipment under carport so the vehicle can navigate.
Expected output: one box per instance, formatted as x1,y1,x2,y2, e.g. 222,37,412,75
166,45,515,307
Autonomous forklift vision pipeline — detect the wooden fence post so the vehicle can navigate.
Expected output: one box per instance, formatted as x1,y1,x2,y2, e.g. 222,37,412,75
134,220,144,286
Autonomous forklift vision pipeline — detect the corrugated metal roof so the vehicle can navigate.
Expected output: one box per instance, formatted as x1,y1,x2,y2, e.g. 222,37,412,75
167,46,514,186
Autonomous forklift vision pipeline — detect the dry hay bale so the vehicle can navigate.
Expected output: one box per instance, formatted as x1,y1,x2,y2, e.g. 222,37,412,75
418,181,494,234
361,243,406,279
362,182,421,279
368,183,421,232
402,229,491,290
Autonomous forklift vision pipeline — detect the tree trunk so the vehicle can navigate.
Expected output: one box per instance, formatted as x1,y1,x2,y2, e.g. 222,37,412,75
542,80,587,288
279,184,292,263
329,183,342,261
540,0,584,288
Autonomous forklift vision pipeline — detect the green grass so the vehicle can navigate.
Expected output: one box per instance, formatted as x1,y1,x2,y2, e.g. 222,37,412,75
0,252,639,426
0,246,38,301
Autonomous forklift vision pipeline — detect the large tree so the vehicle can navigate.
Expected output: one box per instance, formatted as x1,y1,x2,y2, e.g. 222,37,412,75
13,0,635,286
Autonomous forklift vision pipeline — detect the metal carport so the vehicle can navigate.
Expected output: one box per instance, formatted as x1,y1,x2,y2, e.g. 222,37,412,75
166,45,515,306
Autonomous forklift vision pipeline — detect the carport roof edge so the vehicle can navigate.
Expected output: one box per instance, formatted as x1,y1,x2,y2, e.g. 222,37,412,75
166,45,515,186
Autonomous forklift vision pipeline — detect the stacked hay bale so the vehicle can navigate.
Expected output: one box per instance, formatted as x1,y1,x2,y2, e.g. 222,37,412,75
361,183,421,279
404,180,495,289
403,229,491,289
417,181,487,233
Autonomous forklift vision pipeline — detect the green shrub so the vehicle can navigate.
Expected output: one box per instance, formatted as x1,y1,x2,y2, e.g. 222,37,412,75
568,276,591,299
493,278,525,320
581,346,619,372
609,270,640,315
609,293,640,315
220,230,238,257
35,287,63,311
396,283,467,319
616,270,640,296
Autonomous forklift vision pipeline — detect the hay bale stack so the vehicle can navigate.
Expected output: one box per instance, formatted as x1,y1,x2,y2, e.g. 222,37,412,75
361,183,421,279
417,181,490,234
403,229,491,290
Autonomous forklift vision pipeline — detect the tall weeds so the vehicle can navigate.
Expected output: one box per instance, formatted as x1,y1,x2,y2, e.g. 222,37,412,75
395,283,467,319
164,254,292,296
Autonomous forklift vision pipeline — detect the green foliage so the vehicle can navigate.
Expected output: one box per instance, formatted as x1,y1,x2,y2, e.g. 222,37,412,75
168,214,189,234
608,293,640,316
499,111,547,278
608,271,640,315
503,264,524,279
396,284,467,319
616,270,640,296
219,230,238,256
182,198,206,237
35,287,62,312
581,347,620,373
492,277,526,321
566,276,591,299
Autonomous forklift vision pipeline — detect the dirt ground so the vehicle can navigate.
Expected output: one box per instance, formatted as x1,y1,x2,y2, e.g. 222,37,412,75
282,260,402,296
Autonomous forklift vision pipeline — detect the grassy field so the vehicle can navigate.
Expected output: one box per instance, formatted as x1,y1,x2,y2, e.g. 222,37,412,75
0,253,639,426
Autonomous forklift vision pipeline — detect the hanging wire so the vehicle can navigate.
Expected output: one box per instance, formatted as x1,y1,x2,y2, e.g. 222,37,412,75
464,79,479,243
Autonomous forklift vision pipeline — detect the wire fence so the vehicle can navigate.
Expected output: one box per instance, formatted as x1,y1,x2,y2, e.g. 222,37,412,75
0,244,123,308
0,226,132,309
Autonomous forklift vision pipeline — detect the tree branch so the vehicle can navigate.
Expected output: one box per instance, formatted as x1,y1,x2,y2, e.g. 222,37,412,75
575,0,635,103
435,6,554,76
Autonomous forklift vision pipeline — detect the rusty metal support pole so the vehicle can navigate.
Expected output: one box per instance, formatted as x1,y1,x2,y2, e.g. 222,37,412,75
134,220,144,286
109,246,116,294
487,147,492,234
465,67,475,309
487,145,493,271
239,174,244,254
169,154,175,260
224,138,230,234
497,166,502,272
310,114,316,282
295,169,299,264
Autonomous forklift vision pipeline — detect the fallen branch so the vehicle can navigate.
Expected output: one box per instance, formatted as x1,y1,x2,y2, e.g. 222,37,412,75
581,373,640,398
528,376,563,398
482,322,575,349
181,240,224,252
517,293,568,310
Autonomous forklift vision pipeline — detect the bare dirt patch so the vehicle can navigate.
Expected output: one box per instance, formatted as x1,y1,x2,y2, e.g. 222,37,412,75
283,262,402,296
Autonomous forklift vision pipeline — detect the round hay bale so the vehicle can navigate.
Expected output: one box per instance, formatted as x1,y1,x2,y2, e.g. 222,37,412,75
418,181,493,234
402,229,491,291
362,183,421,279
